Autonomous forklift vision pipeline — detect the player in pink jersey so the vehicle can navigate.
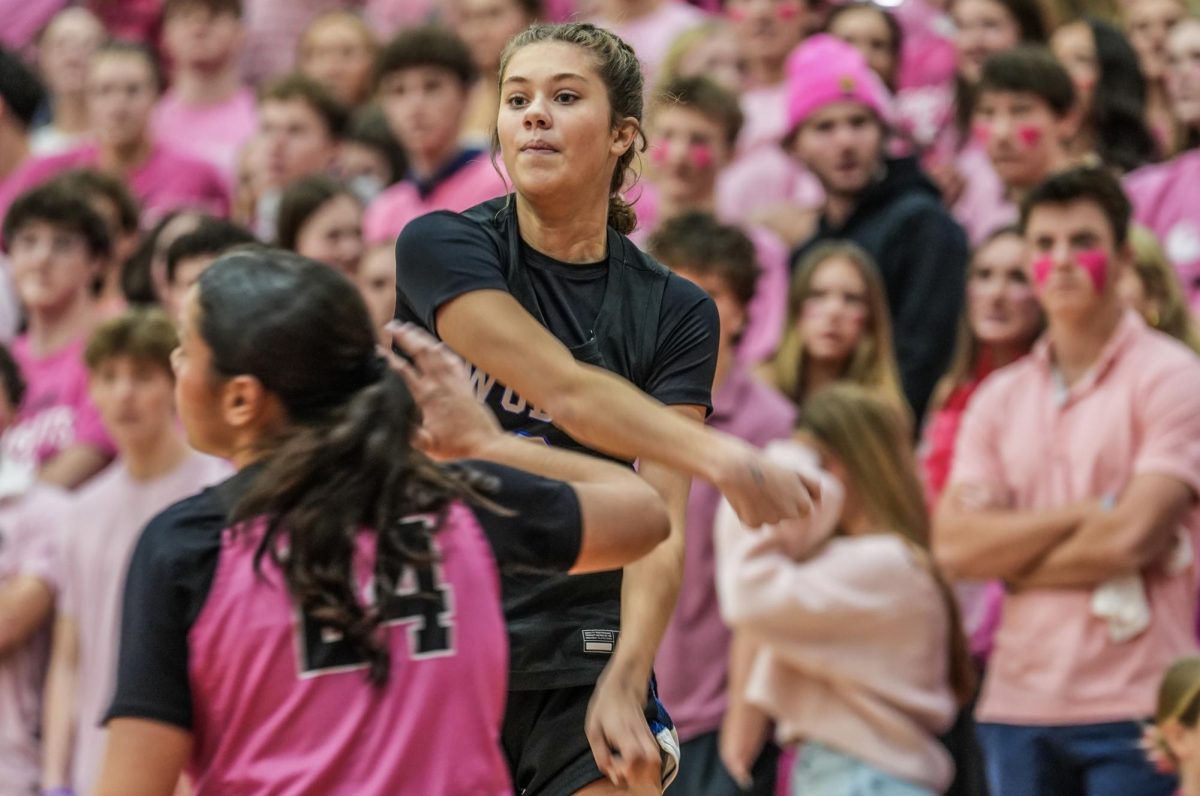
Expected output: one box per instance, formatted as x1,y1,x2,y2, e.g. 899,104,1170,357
93,250,672,796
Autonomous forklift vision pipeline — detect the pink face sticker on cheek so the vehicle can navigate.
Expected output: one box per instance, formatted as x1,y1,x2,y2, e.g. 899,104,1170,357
1075,248,1109,293
726,6,748,21
971,122,991,146
776,2,800,20
688,143,715,169
649,145,669,167
1032,254,1054,288
1017,125,1044,148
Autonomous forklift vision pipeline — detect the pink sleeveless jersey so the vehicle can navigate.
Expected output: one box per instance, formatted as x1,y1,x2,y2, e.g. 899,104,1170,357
107,462,583,795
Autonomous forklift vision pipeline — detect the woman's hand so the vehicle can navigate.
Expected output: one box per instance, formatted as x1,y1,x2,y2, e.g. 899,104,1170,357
384,322,502,461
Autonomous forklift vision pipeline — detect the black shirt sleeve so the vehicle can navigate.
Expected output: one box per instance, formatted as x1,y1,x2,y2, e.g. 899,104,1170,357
394,211,510,333
644,273,720,413
459,460,583,573
105,493,224,731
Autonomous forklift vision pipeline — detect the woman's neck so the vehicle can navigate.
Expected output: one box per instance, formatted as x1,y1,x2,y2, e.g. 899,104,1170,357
0,127,28,179
800,355,844,402
123,425,189,481
410,142,462,182
53,92,90,135
26,291,96,355
607,0,665,20
516,193,610,263
743,55,786,90
657,190,715,221
1183,763,1200,796
172,63,241,106
983,339,1027,371
99,136,155,175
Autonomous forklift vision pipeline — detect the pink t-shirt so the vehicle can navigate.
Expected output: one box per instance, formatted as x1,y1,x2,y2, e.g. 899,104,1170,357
595,1,708,91
950,142,1016,246
0,483,70,796
151,87,259,187
1125,149,1200,312
364,0,440,36
656,364,795,741
951,311,1200,725
0,142,231,228
0,0,65,52
86,0,161,43
629,182,790,363
1,335,115,476
240,0,344,86
363,153,509,245
54,451,231,794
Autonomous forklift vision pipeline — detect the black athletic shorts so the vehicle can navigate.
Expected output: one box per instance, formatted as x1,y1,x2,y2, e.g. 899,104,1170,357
502,678,679,795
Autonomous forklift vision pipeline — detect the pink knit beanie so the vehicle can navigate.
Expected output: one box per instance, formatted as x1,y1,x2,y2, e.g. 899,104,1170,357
783,34,894,138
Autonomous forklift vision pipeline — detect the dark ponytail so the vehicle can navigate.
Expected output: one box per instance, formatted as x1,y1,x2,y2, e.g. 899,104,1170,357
196,251,493,684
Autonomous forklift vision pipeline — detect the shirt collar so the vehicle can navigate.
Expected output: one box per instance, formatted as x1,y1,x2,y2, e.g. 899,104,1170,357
410,148,484,200
1032,309,1146,394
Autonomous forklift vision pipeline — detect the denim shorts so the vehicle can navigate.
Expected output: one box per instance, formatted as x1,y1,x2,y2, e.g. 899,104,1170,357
790,741,935,796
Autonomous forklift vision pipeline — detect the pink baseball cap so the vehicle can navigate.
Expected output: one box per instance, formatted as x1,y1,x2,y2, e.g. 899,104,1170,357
783,34,895,140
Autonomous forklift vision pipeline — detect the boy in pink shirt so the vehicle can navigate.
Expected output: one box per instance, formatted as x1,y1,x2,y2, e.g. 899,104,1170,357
0,343,71,796
152,0,258,185
364,26,508,245
958,47,1077,245
935,166,1200,796
635,75,789,364
0,43,230,227
649,213,795,796
1,182,115,489
254,74,348,240
40,308,230,796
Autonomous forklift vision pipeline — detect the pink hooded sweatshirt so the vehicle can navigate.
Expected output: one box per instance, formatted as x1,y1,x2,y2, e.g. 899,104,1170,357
715,440,958,794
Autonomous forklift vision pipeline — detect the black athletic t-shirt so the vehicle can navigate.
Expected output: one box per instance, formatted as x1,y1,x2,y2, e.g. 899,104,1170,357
105,460,585,731
394,198,719,688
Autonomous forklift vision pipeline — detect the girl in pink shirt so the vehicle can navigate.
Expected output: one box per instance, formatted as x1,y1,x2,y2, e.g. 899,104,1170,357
919,227,1041,660
716,384,974,795
1125,17,1200,311
93,252,671,796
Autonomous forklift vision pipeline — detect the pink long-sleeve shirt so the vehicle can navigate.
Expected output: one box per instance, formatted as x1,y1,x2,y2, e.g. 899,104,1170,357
715,440,958,794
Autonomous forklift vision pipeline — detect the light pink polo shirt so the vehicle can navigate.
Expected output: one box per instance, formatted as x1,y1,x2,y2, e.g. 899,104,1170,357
363,154,509,245
1125,150,1200,312
951,311,1200,725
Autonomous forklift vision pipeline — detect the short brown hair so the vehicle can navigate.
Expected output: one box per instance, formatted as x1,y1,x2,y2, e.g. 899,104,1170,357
648,211,759,307
85,307,179,376
260,73,350,139
55,169,141,235
977,46,1075,117
376,25,477,89
1020,165,1132,244
652,75,744,149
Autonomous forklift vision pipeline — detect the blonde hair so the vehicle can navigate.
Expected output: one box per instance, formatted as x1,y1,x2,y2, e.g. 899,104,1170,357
763,242,906,413
800,384,976,708
927,227,1044,417
1129,225,1200,353
657,21,732,90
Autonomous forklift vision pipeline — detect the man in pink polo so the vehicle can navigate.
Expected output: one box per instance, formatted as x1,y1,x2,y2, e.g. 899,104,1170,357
934,165,1200,796
364,26,508,246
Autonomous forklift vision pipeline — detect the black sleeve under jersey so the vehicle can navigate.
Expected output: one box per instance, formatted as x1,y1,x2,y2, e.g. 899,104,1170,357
105,494,224,731
458,460,583,573
394,211,510,333
645,273,721,413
